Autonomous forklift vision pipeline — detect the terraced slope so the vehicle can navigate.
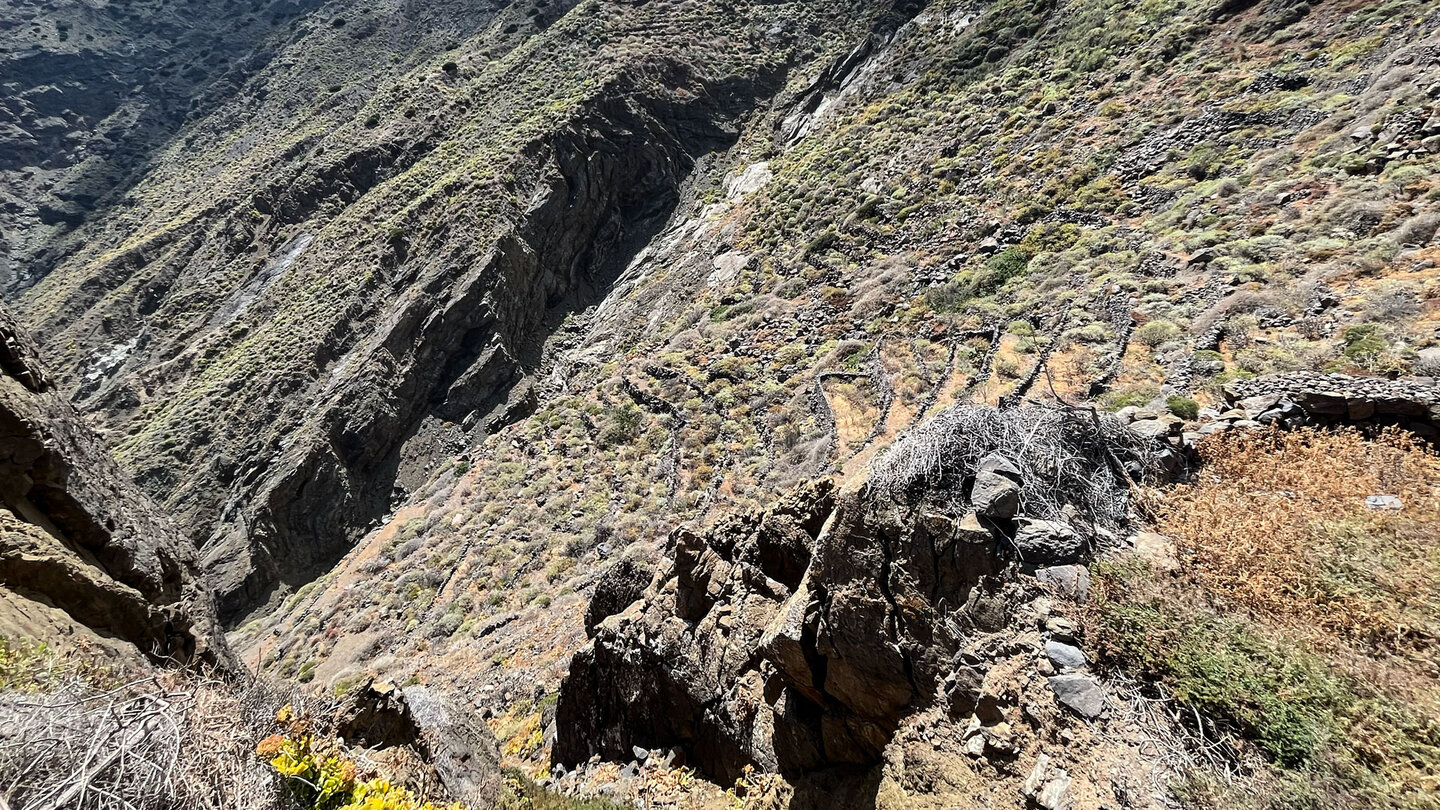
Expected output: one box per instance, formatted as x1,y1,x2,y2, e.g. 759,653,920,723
11,0,1440,793
20,0,897,621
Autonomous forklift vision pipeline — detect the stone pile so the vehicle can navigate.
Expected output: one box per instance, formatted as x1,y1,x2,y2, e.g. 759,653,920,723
1117,372,1440,447
1221,372,1439,438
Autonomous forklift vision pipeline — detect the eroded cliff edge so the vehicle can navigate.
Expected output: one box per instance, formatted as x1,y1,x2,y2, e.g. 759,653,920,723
0,302,230,667
556,407,1161,789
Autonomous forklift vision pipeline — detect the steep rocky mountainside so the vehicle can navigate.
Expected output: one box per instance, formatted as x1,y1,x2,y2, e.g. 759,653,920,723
0,0,325,292
4,0,1440,806
0,302,229,668
224,0,1439,726
17,0,898,624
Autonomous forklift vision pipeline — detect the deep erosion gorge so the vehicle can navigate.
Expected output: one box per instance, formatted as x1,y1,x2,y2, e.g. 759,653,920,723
204,62,783,622
556,406,1165,786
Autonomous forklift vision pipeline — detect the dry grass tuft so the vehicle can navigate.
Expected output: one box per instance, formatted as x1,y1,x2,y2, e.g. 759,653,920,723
1155,427,1440,651
0,641,296,810
0,675,290,810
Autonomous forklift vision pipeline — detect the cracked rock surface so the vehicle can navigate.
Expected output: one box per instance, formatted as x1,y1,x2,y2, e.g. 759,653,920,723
0,302,231,668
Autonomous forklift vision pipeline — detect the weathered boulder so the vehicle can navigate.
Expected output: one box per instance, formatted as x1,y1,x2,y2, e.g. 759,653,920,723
1013,519,1087,565
977,452,1024,482
970,470,1021,519
1127,418,1176,442
1044,640,1087,671
1048,674,1106,719
333,680,503,806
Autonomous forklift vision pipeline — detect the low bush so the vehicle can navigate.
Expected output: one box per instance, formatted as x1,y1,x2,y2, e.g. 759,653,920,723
1162,427,1440,647
260,716,465,810
1341,323,1388,364
1134,320,1181,349
1099,384,1158,410
1093,427,1440,807
1165,395,1200,420
1093,593,1346,766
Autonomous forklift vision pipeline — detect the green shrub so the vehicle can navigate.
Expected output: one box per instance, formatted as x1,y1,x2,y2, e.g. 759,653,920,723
1166,395,1200,420
1094,599,1347,766
1341,324,1387,363
1008,319,1037,337
597,406,641,447
332,673,368,699
979,246,1035,293
1100,384,1159,410
1134,320,1182,348
0,637,53,691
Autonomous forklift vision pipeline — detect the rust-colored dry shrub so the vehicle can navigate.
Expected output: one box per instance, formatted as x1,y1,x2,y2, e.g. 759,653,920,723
1155,427,1440,650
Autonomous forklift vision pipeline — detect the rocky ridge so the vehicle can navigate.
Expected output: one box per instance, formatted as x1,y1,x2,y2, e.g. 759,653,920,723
555,406,1158,789
0,302,229,667
231,0,1440,781
18,0,899,624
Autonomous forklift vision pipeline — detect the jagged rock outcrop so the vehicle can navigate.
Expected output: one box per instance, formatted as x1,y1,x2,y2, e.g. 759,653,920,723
332,680,504,806
554,406,1157,783
584,554,653,635
0,302,229,667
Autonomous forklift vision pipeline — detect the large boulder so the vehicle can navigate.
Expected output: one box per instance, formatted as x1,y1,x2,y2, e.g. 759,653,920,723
333,680,503,806
1013,519,1087,565
1048,675,1106,719
970,471,1020,519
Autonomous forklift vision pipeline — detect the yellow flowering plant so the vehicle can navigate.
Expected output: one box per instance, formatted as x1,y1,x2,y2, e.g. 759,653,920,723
256,705,467,810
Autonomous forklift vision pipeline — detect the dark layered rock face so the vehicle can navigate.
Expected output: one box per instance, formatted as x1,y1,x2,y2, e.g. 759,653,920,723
16,0,850,624
554,478,1015,783
0,303,230,667
555,406,1159,783
199,65,781,622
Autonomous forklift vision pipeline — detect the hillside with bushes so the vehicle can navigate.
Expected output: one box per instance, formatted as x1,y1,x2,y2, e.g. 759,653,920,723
1,0,1438,807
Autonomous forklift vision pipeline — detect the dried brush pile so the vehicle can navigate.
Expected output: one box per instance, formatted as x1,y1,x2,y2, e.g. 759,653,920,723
869,405,1159,530
1157,426,1440,649
0,652,301,810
